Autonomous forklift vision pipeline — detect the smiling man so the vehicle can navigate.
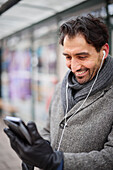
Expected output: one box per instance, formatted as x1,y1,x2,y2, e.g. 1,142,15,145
4,14,113,170
63,34,108,84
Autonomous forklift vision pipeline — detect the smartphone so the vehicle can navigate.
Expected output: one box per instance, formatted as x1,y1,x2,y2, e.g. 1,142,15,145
4,116,32,145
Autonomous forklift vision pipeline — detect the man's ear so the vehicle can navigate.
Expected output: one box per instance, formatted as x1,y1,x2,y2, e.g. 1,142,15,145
102,43,109,59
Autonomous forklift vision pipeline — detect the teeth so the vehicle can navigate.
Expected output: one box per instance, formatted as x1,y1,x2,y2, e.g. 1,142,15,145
77,71,86,75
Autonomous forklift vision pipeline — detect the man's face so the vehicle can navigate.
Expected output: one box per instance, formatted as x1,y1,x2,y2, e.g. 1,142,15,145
63,34,104,84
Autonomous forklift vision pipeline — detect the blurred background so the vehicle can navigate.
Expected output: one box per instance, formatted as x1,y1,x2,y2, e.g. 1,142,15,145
0,0,113,169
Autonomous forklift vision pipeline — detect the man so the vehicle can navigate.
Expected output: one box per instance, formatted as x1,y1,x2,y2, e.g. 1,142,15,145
4,14,113,170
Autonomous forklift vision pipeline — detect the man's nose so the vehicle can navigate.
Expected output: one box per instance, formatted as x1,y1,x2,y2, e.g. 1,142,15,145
71,58,81,72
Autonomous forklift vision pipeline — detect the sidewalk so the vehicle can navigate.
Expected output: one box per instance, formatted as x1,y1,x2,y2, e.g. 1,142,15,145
0,114,21,170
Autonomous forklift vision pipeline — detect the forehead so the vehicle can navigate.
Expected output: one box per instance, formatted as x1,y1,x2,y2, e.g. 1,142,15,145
63,34,95,54
64,34,87,47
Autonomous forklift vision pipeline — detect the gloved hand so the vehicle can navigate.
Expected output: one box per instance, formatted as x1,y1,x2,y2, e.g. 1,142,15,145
22,162,34,170
4,121,63,170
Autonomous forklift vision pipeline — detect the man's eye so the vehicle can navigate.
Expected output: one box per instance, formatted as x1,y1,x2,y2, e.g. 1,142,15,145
66,56,71,59
78,56,87,59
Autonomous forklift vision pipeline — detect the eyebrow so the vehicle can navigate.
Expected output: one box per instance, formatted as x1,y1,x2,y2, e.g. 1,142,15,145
63,52,89,56
75,52,89,56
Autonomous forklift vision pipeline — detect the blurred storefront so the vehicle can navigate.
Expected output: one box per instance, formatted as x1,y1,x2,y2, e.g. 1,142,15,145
1,19,59,129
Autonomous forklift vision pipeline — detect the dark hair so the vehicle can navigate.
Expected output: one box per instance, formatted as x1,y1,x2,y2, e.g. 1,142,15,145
59,14,109,52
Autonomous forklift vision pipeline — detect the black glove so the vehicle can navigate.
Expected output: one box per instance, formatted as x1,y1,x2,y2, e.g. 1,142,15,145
4,121,63,170
22,162,34,170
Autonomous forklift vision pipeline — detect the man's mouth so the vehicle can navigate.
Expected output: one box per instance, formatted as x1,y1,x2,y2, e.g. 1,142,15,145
76,69,88,77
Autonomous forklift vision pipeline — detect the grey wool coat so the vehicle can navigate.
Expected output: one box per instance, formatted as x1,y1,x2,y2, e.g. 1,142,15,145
41,80,113,170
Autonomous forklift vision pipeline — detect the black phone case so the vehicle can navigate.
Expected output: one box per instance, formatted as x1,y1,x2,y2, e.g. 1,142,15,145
4,116,32,145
